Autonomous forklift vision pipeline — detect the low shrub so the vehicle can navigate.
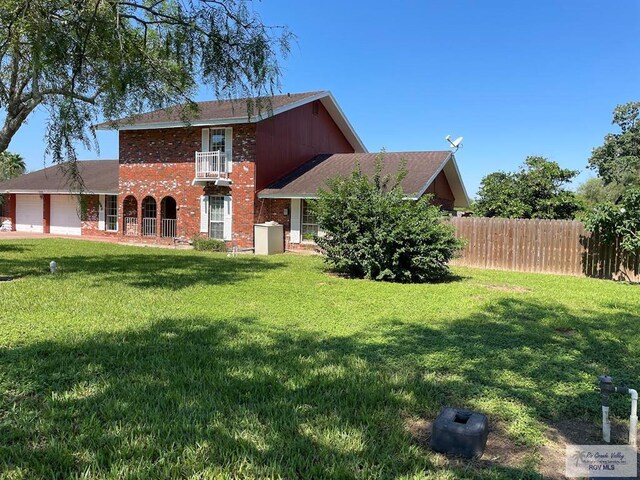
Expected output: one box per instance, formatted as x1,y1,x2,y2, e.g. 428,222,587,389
191,235,227,252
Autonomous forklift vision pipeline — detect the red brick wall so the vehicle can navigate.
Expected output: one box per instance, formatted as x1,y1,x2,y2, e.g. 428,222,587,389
79,195,117,237
0,194,14,227
81,195,100,232
116,103,358,249
118,124,258,248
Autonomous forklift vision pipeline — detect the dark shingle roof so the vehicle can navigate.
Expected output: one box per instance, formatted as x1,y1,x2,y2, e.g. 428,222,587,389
259,152,453,198
0,160,119,194
95,91,328,129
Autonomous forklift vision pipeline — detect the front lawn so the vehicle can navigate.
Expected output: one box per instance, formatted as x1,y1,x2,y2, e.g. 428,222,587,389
1,239,639,479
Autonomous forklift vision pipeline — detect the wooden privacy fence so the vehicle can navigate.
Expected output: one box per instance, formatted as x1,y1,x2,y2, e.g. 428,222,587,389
449,217,640,282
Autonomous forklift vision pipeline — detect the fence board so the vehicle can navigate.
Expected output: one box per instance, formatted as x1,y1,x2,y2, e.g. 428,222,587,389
450,217,639,282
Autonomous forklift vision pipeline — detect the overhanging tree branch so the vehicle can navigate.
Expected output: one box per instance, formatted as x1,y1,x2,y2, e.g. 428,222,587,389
0,0,292,167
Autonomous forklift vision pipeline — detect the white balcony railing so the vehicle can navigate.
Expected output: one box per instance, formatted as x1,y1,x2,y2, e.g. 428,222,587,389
195,151,229,179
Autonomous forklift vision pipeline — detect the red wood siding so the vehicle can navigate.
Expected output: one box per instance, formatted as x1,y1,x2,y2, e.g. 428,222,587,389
424,171,455,210
254,100,355,191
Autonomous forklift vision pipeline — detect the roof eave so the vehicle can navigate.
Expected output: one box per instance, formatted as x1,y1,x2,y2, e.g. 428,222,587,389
414,152,470,208
94,93,334,131
95,91,369,153
1,189,118,195
257,192,318,200
257,191,419,200
96,116,250,131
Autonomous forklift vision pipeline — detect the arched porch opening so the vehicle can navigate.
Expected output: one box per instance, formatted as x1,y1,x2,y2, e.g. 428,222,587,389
141,196,157,236
160,196,177,238
123,195,138,236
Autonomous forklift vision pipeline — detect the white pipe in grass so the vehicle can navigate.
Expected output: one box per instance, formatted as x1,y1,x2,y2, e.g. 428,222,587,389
629,389,638,448
603,405,611,443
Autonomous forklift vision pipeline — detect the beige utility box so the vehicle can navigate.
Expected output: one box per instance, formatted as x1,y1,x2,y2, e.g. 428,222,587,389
254,222,284,255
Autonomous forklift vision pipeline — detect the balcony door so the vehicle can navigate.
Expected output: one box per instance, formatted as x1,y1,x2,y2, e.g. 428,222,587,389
200,127,233,175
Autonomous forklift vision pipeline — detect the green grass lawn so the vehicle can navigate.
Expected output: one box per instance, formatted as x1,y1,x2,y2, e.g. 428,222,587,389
1,239,639,479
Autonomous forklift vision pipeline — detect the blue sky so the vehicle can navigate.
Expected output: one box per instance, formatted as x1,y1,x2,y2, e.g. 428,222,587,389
9,0,640,197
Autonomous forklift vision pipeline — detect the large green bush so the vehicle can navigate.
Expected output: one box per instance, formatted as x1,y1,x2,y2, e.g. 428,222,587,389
312,159,464,283
584,187,640,253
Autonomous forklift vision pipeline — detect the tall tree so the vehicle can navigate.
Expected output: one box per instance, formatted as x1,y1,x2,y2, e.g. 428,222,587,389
0,0,291,169
474,156,580,219
0,150,24,209
575,177,621,213
0,150,25,180
588,101,640,189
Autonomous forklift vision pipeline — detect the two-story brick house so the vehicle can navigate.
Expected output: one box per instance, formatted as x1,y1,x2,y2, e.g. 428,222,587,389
0,91,469,249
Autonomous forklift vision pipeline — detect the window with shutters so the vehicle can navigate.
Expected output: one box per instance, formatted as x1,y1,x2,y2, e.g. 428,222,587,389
208,196,225,240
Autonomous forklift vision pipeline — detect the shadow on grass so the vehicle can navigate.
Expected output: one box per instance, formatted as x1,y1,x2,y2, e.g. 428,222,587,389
0,242,30,254
322,265,468,284
0,248,286,289
1,297,639,478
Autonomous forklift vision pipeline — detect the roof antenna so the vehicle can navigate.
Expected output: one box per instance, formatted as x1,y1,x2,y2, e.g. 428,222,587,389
445,134,464,152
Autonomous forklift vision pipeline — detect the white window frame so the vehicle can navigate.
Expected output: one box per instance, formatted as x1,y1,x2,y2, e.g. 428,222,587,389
208,195,225,240
105,195,118,231
204,195,232,241
301,200,320,242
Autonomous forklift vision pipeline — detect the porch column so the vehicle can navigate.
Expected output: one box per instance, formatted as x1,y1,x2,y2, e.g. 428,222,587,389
42,194,50,234
156,198,162,238
9,194,16,231
137,199,143,237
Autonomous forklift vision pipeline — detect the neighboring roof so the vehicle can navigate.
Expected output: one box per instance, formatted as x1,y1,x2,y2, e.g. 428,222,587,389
0,160,119,195
258,152,470,208
95,91,367,153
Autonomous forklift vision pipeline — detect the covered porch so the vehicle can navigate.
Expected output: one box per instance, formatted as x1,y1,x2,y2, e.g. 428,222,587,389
122,194,178,240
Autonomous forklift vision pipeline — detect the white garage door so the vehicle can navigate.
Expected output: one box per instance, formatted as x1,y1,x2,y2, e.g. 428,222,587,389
15,195,43,233
50,195,81,236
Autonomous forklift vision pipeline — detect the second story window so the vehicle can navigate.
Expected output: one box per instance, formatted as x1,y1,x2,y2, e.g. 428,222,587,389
210,129,226,153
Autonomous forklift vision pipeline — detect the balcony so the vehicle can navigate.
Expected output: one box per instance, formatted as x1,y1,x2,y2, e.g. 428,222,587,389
194,151,232,186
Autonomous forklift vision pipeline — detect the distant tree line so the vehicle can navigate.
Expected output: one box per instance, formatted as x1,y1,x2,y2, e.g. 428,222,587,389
473,101,640,255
